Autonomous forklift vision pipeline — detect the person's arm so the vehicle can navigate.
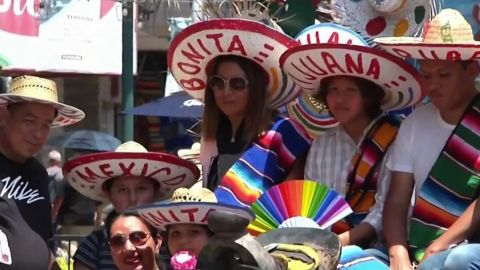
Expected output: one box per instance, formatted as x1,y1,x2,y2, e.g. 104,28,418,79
339,222,376,247
384,171,415,270
421,199,480,262
73,230,101,270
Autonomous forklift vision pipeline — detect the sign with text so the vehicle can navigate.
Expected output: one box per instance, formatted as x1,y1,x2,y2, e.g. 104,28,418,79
0,0,125,75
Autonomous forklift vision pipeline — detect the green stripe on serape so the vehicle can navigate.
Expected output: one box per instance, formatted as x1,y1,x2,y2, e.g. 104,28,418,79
410,219,445,248
455,124,480,149
430,155,479,197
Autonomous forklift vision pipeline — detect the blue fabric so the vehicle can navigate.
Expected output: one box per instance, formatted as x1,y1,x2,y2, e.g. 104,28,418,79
418,244,480,270
338,246,389,269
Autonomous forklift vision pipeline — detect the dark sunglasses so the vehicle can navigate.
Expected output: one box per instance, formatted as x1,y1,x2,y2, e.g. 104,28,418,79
208,75,249,91
109,231,150,249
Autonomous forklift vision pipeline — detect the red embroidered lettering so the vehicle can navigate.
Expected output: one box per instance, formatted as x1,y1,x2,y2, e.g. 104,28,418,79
145,211,170,224
321,52,346,73
392,48,412,58
146,167,171,178
181,208,199,222
345,53,364,74
98,164,114,178
200,209,215,223
206,33,224,52
180,43,205,64
118,162,135,175
446,51,461,61
418,49,440,60
327,32,339,44
471,51,480,60
76,168,101,183
227,35,247,56
180,79,206,91
178,62,201,75
169,210,180,222
365,58,380,80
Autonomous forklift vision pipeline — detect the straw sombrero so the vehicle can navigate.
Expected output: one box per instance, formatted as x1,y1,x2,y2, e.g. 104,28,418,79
0,75,85,127
133,186,254,230
281,24,425,112
63,141,200,202
375,9,480,60
167,18,301,108
286,23,374,138
332,0,431,38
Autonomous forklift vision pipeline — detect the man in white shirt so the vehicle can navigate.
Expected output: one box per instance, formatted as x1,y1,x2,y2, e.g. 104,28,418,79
375,9,480,270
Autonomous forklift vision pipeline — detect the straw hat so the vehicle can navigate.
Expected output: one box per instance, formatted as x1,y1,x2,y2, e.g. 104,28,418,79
281,22,425,115
133,186,254,229
332,0,431,38
375,9,480,60
0,75,85,127
177,142,201,161
168,18,301,108
63,141,200,202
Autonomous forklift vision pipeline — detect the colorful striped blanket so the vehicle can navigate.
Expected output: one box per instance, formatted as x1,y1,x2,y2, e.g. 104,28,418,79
409,95,480,262
214,116,311,207
337,246,388,270
333,116,399,233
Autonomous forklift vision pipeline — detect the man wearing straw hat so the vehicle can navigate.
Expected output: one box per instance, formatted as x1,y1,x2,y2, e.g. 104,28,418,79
0,75,85,268
373,9,480,270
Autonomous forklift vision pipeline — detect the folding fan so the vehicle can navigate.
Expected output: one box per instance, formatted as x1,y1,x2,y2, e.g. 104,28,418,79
248,180,353,236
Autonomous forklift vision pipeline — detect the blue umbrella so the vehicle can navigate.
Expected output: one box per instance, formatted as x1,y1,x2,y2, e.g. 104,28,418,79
124,91,203,119
48,130,121,152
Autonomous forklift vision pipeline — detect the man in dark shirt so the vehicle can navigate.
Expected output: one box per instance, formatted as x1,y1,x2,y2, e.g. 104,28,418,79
0,75,84,268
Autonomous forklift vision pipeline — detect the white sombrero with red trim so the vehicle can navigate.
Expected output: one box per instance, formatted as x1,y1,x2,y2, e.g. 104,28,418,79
281,24,425,112
167,18,301,108
286,23,375,138
375,9,480,61
133,186,254,230
63,141,200,202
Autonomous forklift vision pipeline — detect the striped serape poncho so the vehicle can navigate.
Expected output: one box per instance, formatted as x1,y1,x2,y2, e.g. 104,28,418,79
214,116,312,207
409,95,480,262
333,115,399,233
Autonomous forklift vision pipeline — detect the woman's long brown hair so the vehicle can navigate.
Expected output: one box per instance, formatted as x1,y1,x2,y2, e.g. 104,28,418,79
202,55,275,144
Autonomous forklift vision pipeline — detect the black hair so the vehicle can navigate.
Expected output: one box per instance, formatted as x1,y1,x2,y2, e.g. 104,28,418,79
105,211,159,241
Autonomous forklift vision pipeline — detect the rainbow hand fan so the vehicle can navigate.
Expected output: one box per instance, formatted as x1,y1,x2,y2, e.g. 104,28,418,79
248,180,352,236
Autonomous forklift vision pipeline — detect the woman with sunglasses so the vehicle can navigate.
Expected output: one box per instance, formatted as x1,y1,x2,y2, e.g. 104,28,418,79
169,19,311,207
106,212,163,270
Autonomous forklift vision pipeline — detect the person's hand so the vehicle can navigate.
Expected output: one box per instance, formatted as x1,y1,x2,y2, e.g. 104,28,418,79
389,256,413,270
389,246,413,270
420,239,451,263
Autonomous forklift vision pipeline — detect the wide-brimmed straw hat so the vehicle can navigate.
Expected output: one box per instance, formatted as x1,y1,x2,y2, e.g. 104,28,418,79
63,141,200,202
375,9,480,60
167,18,301,108
332,0,431,38
133,186,254,230
282,22,425,117
0,75,85,127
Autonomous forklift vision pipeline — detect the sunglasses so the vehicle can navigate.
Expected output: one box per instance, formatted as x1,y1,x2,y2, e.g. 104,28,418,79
109,231,151,249
208,75,249,91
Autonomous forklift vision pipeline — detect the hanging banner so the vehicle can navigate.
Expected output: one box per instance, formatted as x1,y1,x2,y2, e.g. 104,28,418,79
0,0,125,75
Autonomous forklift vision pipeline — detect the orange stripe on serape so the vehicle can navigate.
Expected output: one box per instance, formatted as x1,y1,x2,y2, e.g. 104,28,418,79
349,191,376,213
221,171,261,205
412,198,458,228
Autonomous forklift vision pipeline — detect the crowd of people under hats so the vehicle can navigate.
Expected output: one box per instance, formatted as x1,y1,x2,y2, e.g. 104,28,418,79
1,1,480,270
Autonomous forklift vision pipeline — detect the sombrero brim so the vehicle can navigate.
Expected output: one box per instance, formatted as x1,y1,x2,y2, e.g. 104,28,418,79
63,152,200,202
133,202,255,229
280,43,425,111
332,0,431,38
287,93,338,139
167,18,301,108
375,37,480,60
0,94,85,127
